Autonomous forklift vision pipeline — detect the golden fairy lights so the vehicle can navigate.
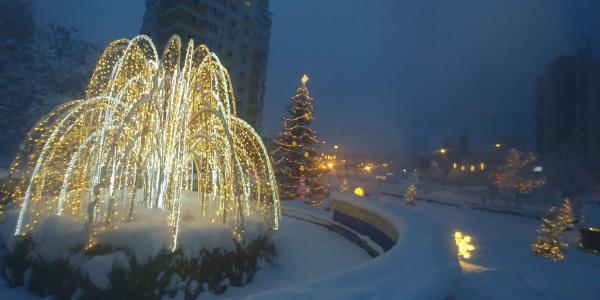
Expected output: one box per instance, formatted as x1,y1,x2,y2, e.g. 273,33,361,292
454,231,475,259
1,35,280,250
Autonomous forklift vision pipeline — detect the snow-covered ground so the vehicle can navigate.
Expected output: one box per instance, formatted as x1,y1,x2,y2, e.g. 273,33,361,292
0,216,371,299
379,195,600,299
3,192,599,299
204,216,371,299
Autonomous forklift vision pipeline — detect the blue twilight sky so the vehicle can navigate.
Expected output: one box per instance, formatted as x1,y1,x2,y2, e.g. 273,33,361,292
32,0,600,155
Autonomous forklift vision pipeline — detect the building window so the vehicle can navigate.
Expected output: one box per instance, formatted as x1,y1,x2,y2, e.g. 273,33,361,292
208,6,225,20
206,21,221,35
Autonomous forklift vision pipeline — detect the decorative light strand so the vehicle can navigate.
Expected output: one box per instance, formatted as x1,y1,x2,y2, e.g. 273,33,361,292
1,35,280,250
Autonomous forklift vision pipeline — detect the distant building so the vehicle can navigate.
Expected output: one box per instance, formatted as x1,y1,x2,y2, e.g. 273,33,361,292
535,42,600,174
141,0,272,131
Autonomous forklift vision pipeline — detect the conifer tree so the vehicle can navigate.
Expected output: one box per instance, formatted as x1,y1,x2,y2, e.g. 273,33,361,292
532,207,567,260
271,74,326,205
340,178,349,192
557,198,575,231
405,184,417,206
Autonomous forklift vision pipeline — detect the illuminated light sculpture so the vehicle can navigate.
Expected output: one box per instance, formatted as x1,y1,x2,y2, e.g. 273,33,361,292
354,187,365,197
1,35,280,250
454,231,475,259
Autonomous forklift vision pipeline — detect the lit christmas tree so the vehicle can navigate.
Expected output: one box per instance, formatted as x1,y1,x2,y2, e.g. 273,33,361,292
340,178,349,192
532,207,567,260
557,198,575,231
272,74,326,205
404,184,417,206
493,148,545,209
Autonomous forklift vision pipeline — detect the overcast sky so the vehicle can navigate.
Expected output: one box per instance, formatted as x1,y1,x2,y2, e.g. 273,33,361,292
32,0,600,155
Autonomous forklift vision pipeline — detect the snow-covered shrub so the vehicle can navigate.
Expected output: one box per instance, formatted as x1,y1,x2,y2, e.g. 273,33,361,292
0,210,276,299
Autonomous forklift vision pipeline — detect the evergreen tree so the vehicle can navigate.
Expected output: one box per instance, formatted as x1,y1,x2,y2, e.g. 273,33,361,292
458,130,470,160
271,74,326,205
557,198,575,231
340,178,349,192
0,0,99,165
404,184,417,206
532,207,567,260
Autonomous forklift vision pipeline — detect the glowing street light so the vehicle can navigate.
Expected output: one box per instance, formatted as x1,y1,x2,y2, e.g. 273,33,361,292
364,165,372,172
334,145,339,149
439,148,447,155
494,143,502,149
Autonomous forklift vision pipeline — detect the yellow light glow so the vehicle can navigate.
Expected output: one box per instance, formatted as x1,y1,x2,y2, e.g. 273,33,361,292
334,145,339,149
470,165,475,172
327,162,334,169
480,162,485,171
301,74,309,86
453,162,458,169
495,143,502,148
455,231,475,259
3,35,281,250
461,165,465,172
439,148,447,154
364,165,372,172
354,187,365,197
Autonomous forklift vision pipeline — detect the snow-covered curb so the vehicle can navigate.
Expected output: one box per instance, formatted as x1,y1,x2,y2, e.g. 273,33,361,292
262,194,461,299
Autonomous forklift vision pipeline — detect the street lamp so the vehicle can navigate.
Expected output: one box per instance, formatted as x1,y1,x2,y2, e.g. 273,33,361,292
494,143,502,149
439,148,447,155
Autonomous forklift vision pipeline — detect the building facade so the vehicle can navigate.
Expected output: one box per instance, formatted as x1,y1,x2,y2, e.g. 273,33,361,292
535,43,600,175
141,0,272,131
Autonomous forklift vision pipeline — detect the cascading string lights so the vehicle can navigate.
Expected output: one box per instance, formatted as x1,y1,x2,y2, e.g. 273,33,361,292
1,35,280,250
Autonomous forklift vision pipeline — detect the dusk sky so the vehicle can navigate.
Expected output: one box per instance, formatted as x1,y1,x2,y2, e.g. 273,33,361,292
32,0,600,155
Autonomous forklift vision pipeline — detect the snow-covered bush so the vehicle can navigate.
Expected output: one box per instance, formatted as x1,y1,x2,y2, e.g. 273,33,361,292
0,209,276,299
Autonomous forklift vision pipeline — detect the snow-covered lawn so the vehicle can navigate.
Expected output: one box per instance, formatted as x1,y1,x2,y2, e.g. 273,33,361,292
381,195,600,299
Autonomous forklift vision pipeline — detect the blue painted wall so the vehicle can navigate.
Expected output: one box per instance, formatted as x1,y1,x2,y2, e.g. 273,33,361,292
333,210,396,252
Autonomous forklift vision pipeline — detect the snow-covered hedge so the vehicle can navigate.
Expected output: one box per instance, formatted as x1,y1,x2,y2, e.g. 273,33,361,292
0,209,275,299
272,192,461,299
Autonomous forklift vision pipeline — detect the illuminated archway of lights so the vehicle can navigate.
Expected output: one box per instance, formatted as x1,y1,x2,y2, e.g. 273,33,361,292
1,35,280,250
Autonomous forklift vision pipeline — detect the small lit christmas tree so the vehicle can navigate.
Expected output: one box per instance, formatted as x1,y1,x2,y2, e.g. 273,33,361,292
271,74,326,206
493,148,545,209
405,184,417,206
532,207,567,260
557,198,575,231
340,178,349,192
